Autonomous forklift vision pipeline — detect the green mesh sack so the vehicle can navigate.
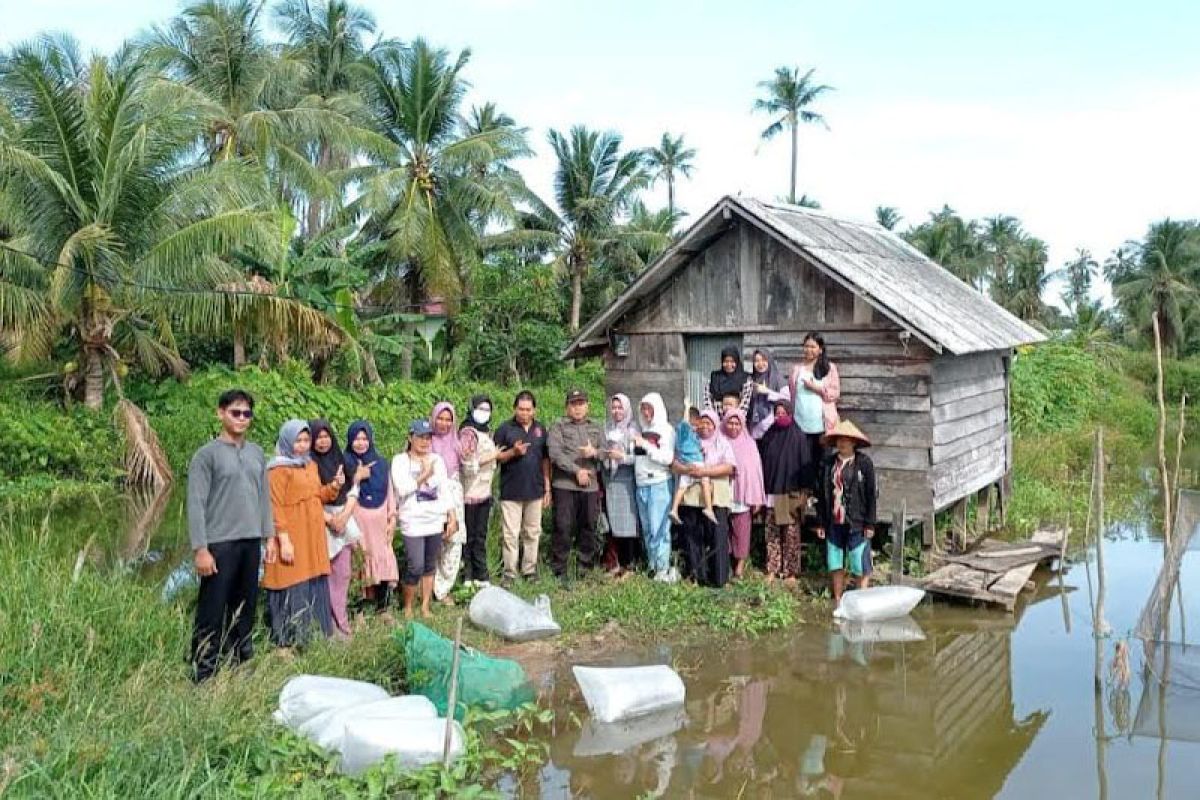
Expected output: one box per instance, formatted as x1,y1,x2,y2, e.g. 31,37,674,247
400,622,536,719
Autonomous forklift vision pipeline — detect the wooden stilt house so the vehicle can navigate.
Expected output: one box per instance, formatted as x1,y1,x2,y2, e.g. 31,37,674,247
562,196,1045,544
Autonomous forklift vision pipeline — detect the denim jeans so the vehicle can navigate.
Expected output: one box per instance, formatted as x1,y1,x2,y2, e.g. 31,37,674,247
635,481,672,574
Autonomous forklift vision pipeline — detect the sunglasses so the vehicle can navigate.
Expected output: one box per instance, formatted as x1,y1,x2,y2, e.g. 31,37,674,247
227,409,254,420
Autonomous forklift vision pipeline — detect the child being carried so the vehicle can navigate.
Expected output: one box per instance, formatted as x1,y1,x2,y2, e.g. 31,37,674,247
670,407,718,525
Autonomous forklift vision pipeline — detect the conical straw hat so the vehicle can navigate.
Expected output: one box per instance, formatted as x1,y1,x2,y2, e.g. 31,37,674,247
820,419,871,448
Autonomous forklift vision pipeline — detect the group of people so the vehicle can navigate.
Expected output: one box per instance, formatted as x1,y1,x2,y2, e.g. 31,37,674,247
185,331,878,683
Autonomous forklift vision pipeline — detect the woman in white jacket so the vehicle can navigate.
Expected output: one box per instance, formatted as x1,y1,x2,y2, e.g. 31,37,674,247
391,419,458,619
631,393,676,581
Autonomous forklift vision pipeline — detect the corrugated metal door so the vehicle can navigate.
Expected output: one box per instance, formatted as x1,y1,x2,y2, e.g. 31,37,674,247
684,335,744,415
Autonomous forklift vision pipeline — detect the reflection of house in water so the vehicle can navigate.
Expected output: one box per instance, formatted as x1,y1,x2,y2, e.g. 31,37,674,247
764,612,1048,800
844,618,1048,799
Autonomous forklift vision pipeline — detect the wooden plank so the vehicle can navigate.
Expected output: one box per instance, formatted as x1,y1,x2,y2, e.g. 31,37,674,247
737,223,761,327
932,438,1007,497
839,393,932,413
931,352,1006,384
942,542,1063,573
975,484,994,536
951,499,968,552
603,333,685,372
839,376,930,396
605,370,685,418
858,423,933,450
878,469,933,516
930,389,1006,424
930,373,1007,406
931,422,1006,464
824,280,856,324
932,407,1008,446
922,527,1065,609
833,360,933,379
871,445,931,472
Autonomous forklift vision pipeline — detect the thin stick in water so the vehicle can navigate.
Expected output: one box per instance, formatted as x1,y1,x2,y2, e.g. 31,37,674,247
1153,312,1173,545
443,617,464,767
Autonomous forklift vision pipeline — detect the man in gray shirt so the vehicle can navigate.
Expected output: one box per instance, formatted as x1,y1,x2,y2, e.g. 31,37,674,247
187,388,274,682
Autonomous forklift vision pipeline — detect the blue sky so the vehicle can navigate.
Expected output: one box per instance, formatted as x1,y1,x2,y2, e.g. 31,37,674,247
3,0,1198,302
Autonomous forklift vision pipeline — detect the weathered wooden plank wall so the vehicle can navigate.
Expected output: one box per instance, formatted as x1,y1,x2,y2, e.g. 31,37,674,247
601,219,1017,523
930,351,1010,509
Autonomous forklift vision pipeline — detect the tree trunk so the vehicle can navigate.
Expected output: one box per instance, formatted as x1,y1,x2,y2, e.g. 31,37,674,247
233,324,247,369
789,118,798,205
400,268,422,380
667,173,676,217
305,140,332,239
569,267,584,333
83,345,105,411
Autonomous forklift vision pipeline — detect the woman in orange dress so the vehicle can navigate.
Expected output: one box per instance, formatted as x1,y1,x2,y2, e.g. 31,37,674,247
264,418,344,648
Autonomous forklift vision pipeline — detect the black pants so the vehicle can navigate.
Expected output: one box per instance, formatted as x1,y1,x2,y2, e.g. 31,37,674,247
681,505,731,588
551,488,601,577
191,538,261,682
463,499,493,581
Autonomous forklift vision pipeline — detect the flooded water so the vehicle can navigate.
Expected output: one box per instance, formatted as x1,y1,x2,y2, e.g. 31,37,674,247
31,485,1200,798
515,524,1200,799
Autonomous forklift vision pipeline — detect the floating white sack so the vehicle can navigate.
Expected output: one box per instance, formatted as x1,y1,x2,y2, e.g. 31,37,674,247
573,707,687,757
275,675,389,728
468,586,561,641
340,716,465,776
837,614,927,643
573,665,686,724
298,695,438,754
832,586,925,622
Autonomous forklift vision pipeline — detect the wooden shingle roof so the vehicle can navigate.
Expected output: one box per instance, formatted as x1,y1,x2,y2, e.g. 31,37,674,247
564,195,1046,358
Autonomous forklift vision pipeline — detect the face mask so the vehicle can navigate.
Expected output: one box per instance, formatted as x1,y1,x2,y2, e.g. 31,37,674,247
472,408,491,425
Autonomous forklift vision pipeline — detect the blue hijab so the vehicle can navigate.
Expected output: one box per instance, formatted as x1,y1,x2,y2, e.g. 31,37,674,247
268,419,311,470
345,420,390,509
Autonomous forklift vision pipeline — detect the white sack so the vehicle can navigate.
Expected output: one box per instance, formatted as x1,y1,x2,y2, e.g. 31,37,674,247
832,586,925,622
572,665,686,724
340,716,465,776
468,586,561,641
275,675,389,728
298,695,437,754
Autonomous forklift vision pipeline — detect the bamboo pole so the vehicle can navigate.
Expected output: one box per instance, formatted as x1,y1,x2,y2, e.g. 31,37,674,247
443,617,464,767
1173,394,1188,505
1095,427,1110,640
1153,312,1173,545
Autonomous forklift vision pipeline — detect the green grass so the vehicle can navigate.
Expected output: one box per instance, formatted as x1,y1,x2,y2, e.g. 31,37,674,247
0,502,811,797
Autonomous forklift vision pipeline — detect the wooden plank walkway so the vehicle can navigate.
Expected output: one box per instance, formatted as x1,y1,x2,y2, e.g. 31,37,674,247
920,526,1067,612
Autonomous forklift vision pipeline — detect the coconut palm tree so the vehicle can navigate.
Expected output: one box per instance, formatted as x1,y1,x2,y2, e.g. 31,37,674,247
1062,248,1098,310
906,207,983,288
1005,238,1052,322
642,132,696,218
874,206,901,231
979,215,1022,297
510,126,653,332
0,36,291,410
1111,220,1200,353
274,0,380,237
353,39,526,376
753,66,832,204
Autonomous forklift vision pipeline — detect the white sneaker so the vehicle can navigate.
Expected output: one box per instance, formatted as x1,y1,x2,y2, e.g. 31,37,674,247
476,580,492,589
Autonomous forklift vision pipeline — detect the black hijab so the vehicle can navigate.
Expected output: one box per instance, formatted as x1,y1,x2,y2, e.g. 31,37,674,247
461,394,493,433
309,419,351,505
759,402,815,494
709,346,750,405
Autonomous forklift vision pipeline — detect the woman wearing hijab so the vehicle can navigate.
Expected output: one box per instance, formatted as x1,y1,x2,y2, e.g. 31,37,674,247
309,419,365,638
603,394,640,575
759,400,814,584
676,409,736,587
631,393,676,581
430,401,467,604
748,349,790,441
264,419,342,647
460,395,499,586
721,409,766,579
704,346,753,413
346,421,398,615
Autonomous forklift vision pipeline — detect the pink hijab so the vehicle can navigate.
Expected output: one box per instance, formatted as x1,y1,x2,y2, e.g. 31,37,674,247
722,409,766,507
697,409,736,467
429,401,462,478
